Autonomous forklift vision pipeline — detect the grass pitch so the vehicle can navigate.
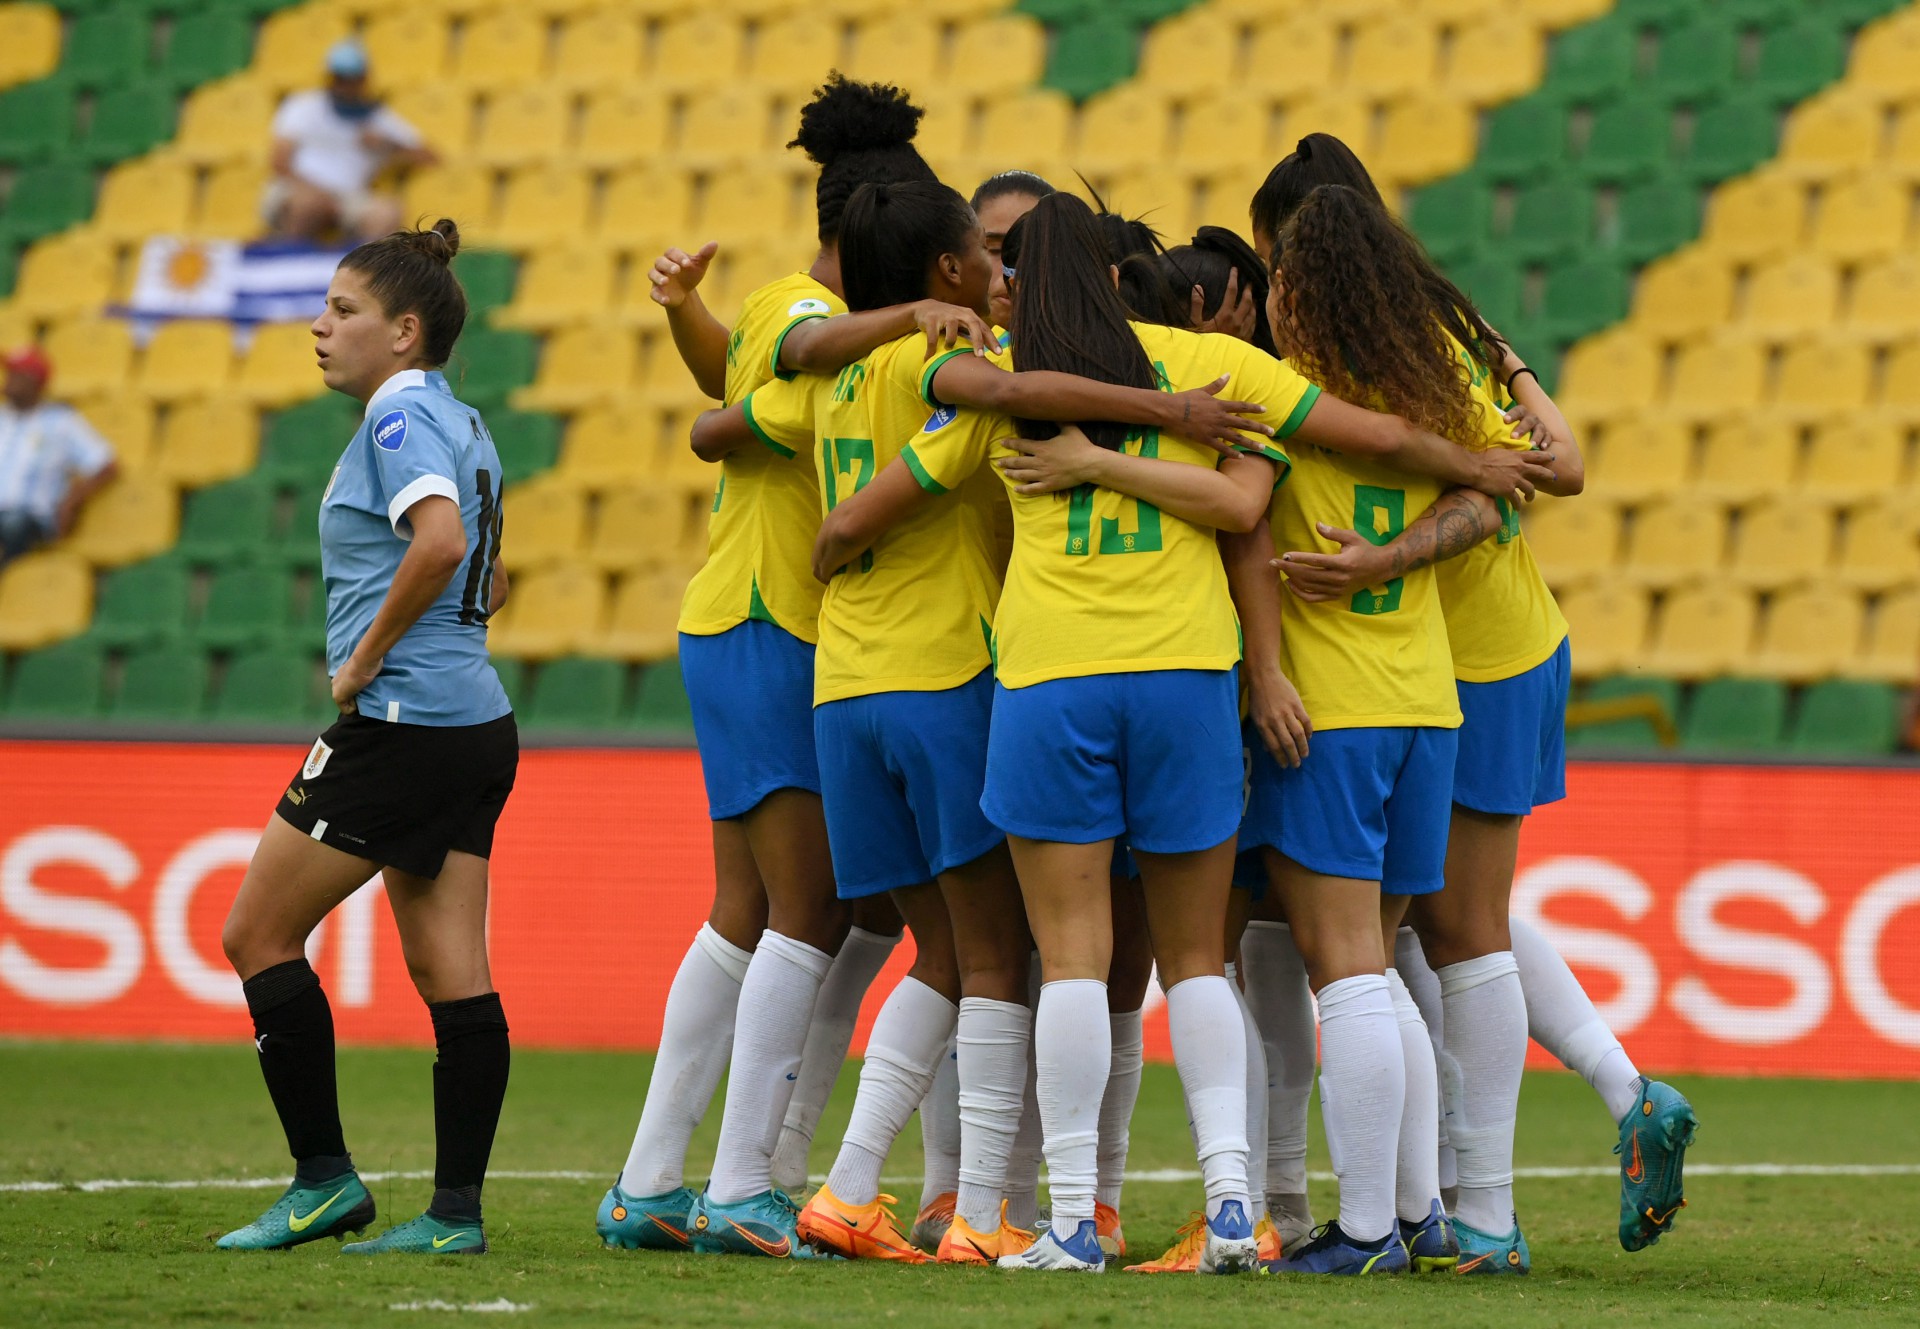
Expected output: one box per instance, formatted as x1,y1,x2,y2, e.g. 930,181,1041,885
3,1041,1917,1327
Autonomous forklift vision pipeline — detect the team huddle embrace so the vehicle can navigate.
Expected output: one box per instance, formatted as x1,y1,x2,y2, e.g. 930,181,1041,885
213,74,1697,1276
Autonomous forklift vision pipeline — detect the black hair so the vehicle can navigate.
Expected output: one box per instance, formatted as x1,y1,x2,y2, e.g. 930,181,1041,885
1081,178,1164,265
339,217,466,367
970,170,1057,214
789,73,937,245
1001,193,1158,449
839,180,978,313
1250,133,1387,246
1115,252,1186,327
1160,226,1278,355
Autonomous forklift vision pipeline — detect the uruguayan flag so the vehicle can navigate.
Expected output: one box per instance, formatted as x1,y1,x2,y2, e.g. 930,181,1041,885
124,237,349,330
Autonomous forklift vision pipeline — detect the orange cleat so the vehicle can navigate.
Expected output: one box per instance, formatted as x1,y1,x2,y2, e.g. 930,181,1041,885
1123,1212,1205,1273
936,1203,1035,1265
1255,1214,1284,1262
909,1191,956,1253
1094,1202,1126,1257
795,1183,930,1263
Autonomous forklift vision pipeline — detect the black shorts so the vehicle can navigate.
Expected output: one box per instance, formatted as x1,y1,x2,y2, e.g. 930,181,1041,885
275,711,518,879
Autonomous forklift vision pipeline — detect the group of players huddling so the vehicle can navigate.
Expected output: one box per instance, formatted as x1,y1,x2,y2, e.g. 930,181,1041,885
212,74,1697,1275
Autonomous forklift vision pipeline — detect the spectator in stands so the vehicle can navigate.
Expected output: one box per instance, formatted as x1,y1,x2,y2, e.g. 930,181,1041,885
0,347,119,564
264,39,436,244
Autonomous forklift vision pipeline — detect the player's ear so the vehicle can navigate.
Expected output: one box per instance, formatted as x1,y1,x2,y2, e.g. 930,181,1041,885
392,309,424,360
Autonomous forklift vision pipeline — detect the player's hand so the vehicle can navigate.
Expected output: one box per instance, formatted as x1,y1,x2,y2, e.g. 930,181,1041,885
914,301,994,356
1472,446,1555,503
1191,269,1257,342
649,243,719,309
994,424,1105,494
1166,375,1272,455
1248,668,1311,767
1276,523,1384,603
1503,402,1555,449
331,654,381,716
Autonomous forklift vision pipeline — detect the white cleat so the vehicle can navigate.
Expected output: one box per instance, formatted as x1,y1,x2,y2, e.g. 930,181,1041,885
998,1219,1105,1272
1198,1200,1260,1274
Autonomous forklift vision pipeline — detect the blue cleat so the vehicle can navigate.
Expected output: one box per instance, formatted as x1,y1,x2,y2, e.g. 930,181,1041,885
1199,1199,1259,1274
1399,1199,1460,1273
998,1218,1104,1271
1261,1220,1409,1276
597,1182,697,1251
690,1188,824,1258
1617,1079,1697,1252
216,1172,375,1250
341,1210,487,1255
1453,1215,1528,1275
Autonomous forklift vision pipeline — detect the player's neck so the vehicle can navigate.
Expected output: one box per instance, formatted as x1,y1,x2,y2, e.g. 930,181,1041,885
809,247,843,300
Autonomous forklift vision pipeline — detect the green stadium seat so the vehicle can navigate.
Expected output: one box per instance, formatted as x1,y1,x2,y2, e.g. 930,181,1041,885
111,645,210,720
524,655,625,729
1676,98,1777,183
1723,0,1805,24
453,250,518,316
1540,17,1637,106
455,328,540,411
491,655,524,707
1614,0,1704,29
1406,176,1491,264
1446,259,1523,333
1754,20,1849,104
284,579,326,651
271,482,324,570
60,9,152,91
213,648,313,723
1788,679,1900,756
77,82,178,166
628,659,693,732
1044,16,1138,102
196,565,292,650
1567,673,1681,749
1110,0,1194,18
1498,321,1559,391
0,164,97,247
92,556,191,648
0,81,77,165
1017,0,1106,23
488,411,562,486
1814,0,1909,23
0,244,14,300
156,8,253,91
258,410,349,490
176,476,275,565
1681,676,1788,752
1504,180,1593,263
1479,100,1569,182
1612,176,1702,261
1577,100,1673,184
1539,259,1630,343
4,639,106,718
50,0,107,13
1647,19,1740,106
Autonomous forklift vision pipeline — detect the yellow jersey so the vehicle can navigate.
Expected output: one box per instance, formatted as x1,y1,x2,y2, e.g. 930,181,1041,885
676,272,841,641
1432,343,1570,683
744,333,1003,705
904,323,1318,690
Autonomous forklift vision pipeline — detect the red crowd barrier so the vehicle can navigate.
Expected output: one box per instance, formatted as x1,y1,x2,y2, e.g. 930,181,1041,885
1,739,1916,1078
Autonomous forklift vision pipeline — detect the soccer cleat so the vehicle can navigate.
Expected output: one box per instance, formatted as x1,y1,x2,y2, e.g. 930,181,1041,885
796,1183,929,1262
341,1210,486,1255
1254,1214,1284,1262
1123,1211,1205,1272
1617,1079,1697,1252
689,1188,821,1258
937,1204,1035,1265
1198,1199,1259,1274
595,1182,696,1251
909,1191,955,1254
998,1218,1104,1272
1094,1201,1126,1257
1452,1215,1529,1275
1399,1199,1461,1273
1262,1220,1410,1275
216,1172,375,1250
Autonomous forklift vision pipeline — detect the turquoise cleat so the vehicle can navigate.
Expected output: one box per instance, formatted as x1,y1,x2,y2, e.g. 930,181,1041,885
1398,1199,1461,1273
1453,1215,1529,1275
689,1188,822,1258
216,1172,375,1250
597,1182,697,1251
1617,1079,1698,1252
342,1210,487,1255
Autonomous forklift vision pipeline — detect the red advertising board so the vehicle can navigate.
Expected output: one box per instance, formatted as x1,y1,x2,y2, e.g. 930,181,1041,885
1,740,1917,1077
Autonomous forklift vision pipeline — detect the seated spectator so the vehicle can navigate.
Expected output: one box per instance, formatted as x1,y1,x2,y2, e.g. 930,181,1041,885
0,347,119,564
264,40,437,244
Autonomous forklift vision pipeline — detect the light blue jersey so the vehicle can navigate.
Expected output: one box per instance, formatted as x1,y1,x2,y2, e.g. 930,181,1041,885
320,368,510,727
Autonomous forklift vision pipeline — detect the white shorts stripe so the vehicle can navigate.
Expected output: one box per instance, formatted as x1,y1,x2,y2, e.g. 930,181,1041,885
311,818,329,841
386,700,400,723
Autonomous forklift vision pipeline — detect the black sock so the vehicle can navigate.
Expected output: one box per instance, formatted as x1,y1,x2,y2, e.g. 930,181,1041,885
242,960,349,1181
427,993,510,1223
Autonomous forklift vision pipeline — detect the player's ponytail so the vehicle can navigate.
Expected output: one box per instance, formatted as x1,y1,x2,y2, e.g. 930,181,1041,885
789,73,937,245
339,218,467,367
839,180,979,313
1250,133,1387,252
1160,226,1278,355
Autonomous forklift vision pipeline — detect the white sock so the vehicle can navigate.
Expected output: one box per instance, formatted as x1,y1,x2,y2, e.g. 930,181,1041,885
1393,928,1456,1196
704,930,833,1204
1510,915,1644,1122
1224,963,1269,1210
1035,978,1109,1240
824,976,957,1207
955,997,1030,1232
1005,1066,1043,1231
1095,1008,1143,1211
1387,969,1441,1226
920,1036,961,1212
1166,975,1251,1223
1315,974,1403,1243
770,925,897,1192
1243,921,1316,1224
1438,952,1526,1235
619,924,751,1197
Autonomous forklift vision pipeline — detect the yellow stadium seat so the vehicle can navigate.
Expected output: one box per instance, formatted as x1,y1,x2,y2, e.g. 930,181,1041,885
1583,415,1692,504
1700,171,1808,264
1099,163,1198,231
1750,586,1862,681
912,94,974,167
949,14,1045,96
0,550,94,651
712,244,815,311
1778,93,1883,183
1884,339,1920,422
10,233,117,320
1556,582,1650,678
1847,254,1920,342
1837,503,1920,592
1773,335,1874,420
151,397,258,487
1742,254,1842,338
363,12,453,84
1643,585,1756,679
594,568,687,662
60,472,178,569
0,305,35,353
486,562,608,660
493,244,618,332
192,162,270,242
137,320,235,403
1556,329,1663,419
1513,0,1610,25
1278,96,1375,159
583,486,689,572
978,90,1074,170
1802,413,1904,505
1846,14,1920,103
498,481,590,573
1346,16,1440,98
254,7,351,92
385,86,477,161
632,337,709,409
1521,497,1621,588
1174,96,1281,179
701,169,800,247
1075,88,1177,175
551,11,645,91
0,3,61,90
846,13,940,85
1851,589,1920,683
1373,95,1477,186
235,322,322,408
678,92,780,171
557,405,665,487
648,13,745,93
1442,18,1546,107
512,323,639,412
1728,502,1836,591
1890,106,1920,184
76,391,156,469
741,14,846,96
1694,415,1796,503
177,77,277,166
451,10,548,88
492,166,591,253
1629,251,1735,343
1667,336,1766,418
42,316,135,402
1621,498,1728,589
473,86,571,169
1248,18,1338,101
576,90,672,172
1134,13,1235,98
594,166,696,253
1810,175,1911,263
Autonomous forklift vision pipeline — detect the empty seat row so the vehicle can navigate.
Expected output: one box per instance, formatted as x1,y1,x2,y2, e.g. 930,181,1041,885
488,563,696,662
1568,674,1905,754
1,637,333,725
1575,411,1919,506
1558,331,1920,420
495,480,711,574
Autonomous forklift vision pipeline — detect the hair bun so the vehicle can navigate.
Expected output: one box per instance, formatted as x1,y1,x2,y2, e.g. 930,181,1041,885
396,218,461,266
789,73,922,165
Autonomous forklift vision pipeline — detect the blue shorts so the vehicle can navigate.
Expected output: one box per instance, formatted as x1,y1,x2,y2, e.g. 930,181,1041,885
982,668,1242,855
680,623,820,820
1453,636,1571,816
814,671,1003,899
1241,724,1458,896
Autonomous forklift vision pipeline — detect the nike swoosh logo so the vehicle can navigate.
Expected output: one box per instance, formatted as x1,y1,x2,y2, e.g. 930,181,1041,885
1456,1252,1492,1274
729,1221,790,1257
1626,1132,1646,1184
966,1236,993,1261
431,1232,462,1249
288,1186,349,1232
646,1214,689,1243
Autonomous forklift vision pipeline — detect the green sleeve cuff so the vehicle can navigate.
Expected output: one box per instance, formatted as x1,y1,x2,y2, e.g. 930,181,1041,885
741,394,795,458
900,443,949,494
919,346,976,407
768,314,828,383
1272,383,1321,440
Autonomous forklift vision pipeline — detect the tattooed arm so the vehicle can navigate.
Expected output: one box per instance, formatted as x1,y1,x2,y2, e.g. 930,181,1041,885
1276,487,1503,603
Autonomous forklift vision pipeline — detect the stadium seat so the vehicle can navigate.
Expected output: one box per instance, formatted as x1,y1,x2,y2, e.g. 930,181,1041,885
89,556,190,648
2,637,105,717
1844,253,1920,340
0,78,74,164
1646,16,1738,106
1849,11,1920,101
257,393,357,487
1479,99,1568,183
76,391,156,467
627,656,694,729
136,320,235,403
1852,588,1920,682
1885,340,1920,422
522,654,625,728
556,405,660,487
1777,93,1882,182
1539,15,1635,104
1504,179,1593,263
648,12,745,93
196,564,291,650
1538,258,1629,343
474,85,571,169
1407,177,1492,264
234,323,322,408
488,410,563,486
1555,329,1662,418
1682,676,1788,751
1612,0,1698,30
1699,170,1807,262
1667,337,1766,418
512,323,639,412
212,647,315,723
111,644,210,719
493,166,593,253
452,250,518,317
740,13,846,96
1801,414,1903,504
1836,503,1920,591
1630,250,1735,340
253,6,349,92
977,90,1074,171
1676,97,1778,184
151,397,258,488
0,4,61,91
452,10,548,88
701,169,800,247
1693,415,1796,503
593,165,694,249
455,327,541,410
1754,17,1849,105
363,12,452,83
1582,415,1692,503
1787,678,1901,755
1374,95,1477,187
270,481,324,571
1773,336,1873,420
1611,176,1701,262
598,569,687,662
1644,585,1757,677
0,549,94,650
1243,17,1337,102
192,160,271,241
176,76,276,165
60,8,149,91
1522,497,1622,587
1075,86,1175,174
43,316,136,400
156,7,252,91
500,481,588,570
846,13,941,85
951,14,1047,96
1566,672,1681,750
1728,503,1836,590
75,81,177,165
1752,587,1866,680
0,163,98,247
1622,498,1729,588
92,156,195,242
1578,99,1673,184
175,476,273,564
1556,582,1652,678
486,562,606,659
400,166,496,244
384,85,477,161
1046,14,1138,101
492,244,619,332
1441,17,1545,106
1810,175,1909,263
1343,15,1440,99
1742,254,1842,338
61,471,179,568
584,487,689,573
551,10,644,91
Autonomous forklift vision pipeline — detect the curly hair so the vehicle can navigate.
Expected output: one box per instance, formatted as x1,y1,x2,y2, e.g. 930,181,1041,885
1272,184,1504,447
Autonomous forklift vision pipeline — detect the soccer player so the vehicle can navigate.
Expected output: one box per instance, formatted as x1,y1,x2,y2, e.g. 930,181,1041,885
216,220,515,1256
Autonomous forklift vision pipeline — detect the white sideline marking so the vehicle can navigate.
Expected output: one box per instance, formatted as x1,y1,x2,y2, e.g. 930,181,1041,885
6,1163,1920,1194
389,1300,532,1314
